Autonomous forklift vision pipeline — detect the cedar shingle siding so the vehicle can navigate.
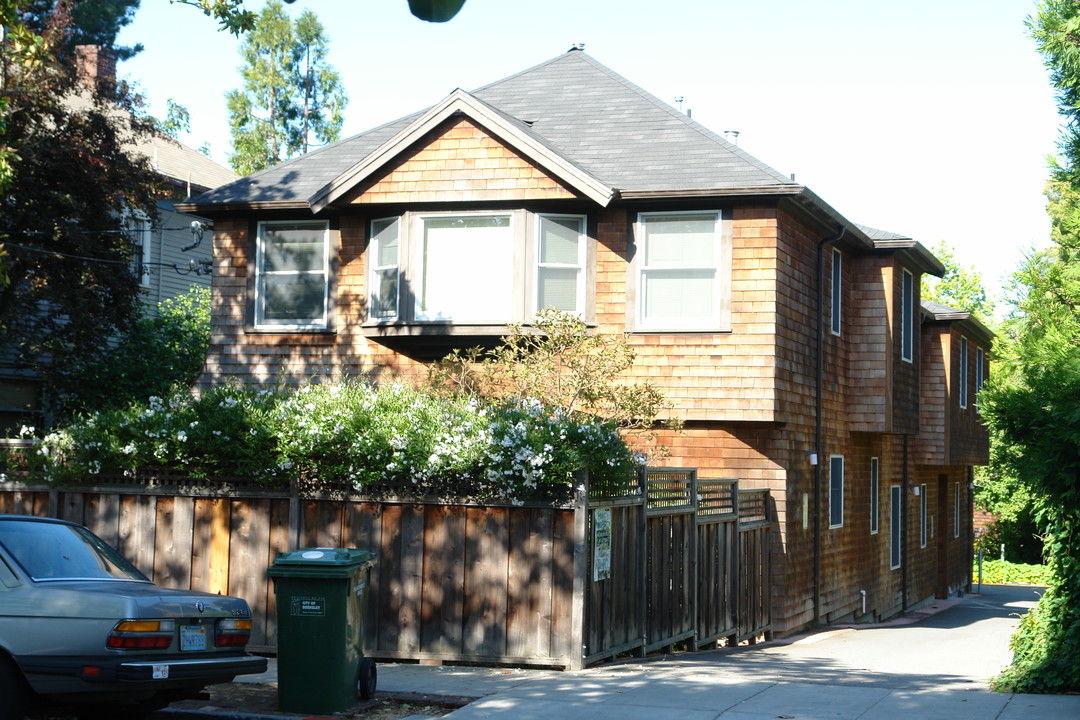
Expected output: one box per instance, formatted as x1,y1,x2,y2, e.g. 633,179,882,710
180,49,991,636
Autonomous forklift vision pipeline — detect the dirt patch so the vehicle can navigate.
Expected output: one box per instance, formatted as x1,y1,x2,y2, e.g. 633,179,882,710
165,682,468,718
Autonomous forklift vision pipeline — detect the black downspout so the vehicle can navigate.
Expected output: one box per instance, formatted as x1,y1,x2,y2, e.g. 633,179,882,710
814,226,845,625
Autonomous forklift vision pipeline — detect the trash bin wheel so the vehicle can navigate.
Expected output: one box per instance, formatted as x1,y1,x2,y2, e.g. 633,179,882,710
358,657,377,700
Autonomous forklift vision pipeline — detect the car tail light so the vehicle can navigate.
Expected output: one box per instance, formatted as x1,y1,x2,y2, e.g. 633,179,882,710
107,620,176,650
215,618,253,647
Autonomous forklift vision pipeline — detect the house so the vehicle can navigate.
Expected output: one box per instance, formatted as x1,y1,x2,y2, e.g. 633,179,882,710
177,48,991,636
0,46,237,435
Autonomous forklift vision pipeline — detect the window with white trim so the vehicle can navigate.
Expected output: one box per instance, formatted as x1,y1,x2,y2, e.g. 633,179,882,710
368,217,400,320
870,457,880,535
255,220,330,329
829,455,844,528
634,211,727,330
901,269,914,362
890,485,902,569
536,214,586,314
831,248,842,336
959,336,969,409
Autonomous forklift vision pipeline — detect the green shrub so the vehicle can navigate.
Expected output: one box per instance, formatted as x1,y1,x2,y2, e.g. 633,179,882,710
974,559,1055,586
13,382,637,503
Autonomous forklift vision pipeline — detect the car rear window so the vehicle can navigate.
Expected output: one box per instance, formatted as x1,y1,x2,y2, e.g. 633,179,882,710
0,521,148,582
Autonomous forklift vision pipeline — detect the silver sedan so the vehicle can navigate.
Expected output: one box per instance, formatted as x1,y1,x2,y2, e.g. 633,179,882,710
0,514,267,719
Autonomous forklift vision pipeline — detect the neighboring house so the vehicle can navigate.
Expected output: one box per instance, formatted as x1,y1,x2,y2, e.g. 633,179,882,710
177,48,991,636
0,47,237,435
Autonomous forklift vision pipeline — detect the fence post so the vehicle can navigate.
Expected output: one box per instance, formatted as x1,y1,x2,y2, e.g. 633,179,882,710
568,470,588,670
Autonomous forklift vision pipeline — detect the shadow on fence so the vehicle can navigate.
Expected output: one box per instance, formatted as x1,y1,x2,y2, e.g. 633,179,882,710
0,468,772,669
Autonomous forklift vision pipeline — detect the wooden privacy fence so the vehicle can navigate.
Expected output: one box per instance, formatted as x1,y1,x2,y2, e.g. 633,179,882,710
583,468,772,665
0,469,771,669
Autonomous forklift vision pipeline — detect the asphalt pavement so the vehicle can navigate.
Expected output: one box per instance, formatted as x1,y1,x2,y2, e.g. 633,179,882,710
166,583,1080,720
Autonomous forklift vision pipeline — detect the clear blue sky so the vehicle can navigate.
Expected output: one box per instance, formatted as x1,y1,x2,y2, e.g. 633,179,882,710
117,0,1060,303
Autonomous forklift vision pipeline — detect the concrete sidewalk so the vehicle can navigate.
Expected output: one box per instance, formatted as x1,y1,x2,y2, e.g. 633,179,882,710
166,584,1080,720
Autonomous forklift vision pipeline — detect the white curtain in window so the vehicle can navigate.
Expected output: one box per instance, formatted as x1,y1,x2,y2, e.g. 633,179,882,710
417,216,513,322
537,215,583,312
640,214,717,326
258,223,327,326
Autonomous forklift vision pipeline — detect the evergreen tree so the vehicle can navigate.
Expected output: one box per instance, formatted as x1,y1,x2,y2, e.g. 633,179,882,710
978,0,1080,693
225,0,346,175
20,0,143,60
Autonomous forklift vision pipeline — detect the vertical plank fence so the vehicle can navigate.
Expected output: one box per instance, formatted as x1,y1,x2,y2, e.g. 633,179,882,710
0,469,771,668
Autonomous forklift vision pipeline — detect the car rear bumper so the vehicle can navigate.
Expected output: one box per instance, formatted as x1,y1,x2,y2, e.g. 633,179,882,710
18,652,268,693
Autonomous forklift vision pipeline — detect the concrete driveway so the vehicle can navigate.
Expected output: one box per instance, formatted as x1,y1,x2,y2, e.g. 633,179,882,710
369,583,1078,720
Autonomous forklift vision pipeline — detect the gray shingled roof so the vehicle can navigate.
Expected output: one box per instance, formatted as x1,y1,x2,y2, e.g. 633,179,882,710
188,49,800,209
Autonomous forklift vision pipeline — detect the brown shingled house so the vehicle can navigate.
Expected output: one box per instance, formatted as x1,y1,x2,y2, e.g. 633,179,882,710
178,48,991,636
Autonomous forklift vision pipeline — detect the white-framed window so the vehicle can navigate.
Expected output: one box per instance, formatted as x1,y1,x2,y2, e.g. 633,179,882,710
367,210,588,325
634,211,728,331
959,336,969,409
536,214,586,315
890,485,902,569
829,454,844,529
415,213,515,322
831,248,842,336
255,220,330,329
901,269,914,362
869,457,880,535
919,483,928,548
368,217,400,320
954,481,961,539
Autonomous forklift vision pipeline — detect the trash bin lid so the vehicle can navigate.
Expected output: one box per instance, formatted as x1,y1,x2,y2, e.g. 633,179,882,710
271,547,376,567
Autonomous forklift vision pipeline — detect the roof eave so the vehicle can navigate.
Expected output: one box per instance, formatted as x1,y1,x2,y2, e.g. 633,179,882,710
874,239,947,277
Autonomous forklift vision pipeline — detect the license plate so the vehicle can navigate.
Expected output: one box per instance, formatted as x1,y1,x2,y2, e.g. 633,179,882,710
180,625,206,652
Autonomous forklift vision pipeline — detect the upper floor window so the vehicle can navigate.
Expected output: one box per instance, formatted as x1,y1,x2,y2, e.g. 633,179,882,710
634,211,729,331
901,269,914,362
959,335,969,409
255,220,330,330
536,214,586,314
366,210,588,325
369,217,400,320
831,249,842,336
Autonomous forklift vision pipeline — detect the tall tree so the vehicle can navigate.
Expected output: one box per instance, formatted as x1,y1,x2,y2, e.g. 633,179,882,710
978,0,1080,693
1,0,167,424
225,0,346,175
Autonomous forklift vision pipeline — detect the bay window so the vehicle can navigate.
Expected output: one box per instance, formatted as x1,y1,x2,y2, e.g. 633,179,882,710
255,220,330,329
366,210,588,326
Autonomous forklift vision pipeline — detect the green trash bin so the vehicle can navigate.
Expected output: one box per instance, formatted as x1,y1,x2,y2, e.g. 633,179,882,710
267,547,377,714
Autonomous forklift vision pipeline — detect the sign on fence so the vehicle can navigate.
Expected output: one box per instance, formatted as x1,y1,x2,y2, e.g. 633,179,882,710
593,507,612,581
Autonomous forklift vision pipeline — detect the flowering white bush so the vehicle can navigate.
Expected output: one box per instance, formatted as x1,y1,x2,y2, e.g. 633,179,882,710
18,381,637,502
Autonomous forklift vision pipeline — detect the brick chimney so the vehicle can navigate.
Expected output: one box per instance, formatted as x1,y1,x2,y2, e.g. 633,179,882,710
74,45,116,94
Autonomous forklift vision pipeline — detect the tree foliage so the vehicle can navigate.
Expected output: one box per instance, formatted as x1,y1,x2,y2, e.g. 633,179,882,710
977,0,1080,692
20,0,143,60
225,0,346,174
176,0,467,34
427,309,683,460
1,1,168,425
60,286,211,418
922,240,996,322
